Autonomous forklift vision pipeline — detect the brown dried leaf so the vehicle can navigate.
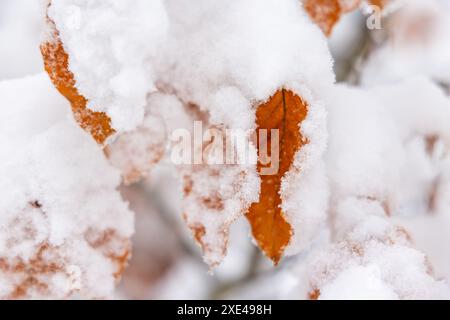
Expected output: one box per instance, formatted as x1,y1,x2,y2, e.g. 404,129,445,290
41,23,115,145
369,0,388,9
308,224,417,300
304,0,361,36
0,202,130,299
246,89,308,264
84,228,131,280
104,113,166,185
304,0,342,36
183,165,255,268
181,129,256,267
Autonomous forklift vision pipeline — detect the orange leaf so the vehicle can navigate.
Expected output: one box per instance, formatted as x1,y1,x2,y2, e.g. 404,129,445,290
41,22,115,145
368,0,387,9
304,0,342,36
304,0,361,36
246,89,308,264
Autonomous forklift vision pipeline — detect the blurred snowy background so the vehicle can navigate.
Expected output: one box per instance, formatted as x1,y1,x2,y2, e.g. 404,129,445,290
1,0,450,300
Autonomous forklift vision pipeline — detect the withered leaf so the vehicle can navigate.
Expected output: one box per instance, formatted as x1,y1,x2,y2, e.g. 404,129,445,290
246,89,308,264
304,0,342,36
304,0,361,36
304,0,391,36
368,0,388,9
180,121,257,268
41,23,115,145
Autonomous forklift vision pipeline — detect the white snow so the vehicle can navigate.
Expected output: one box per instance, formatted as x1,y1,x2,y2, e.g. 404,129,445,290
1,0,450,300
0,74,134,298
298,76,450,300
47,0,334,135
48,0,169,132
361,0,450,86
0,0,45,80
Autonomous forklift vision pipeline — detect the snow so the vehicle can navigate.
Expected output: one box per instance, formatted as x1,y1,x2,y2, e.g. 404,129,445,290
0,74,134,298
48,0,169,132
47,0,334,135
1,0,450,300
305,210,450,299
360,0,450,86
319,265,399,300
0,1,45,80
325,77,450,215
48,0,336,265
296,76,450,300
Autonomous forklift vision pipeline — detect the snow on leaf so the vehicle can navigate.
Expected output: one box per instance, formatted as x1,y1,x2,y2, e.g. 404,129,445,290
304,0,343,36
182,163,256,268
0,74,134,299
246,89,308,265
304,0,361,36
104,112,166,185
39,0,334,269
306,207,449,299
299,79,450,300
45,0,168,134
176,104,259,268
41,24,115,145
